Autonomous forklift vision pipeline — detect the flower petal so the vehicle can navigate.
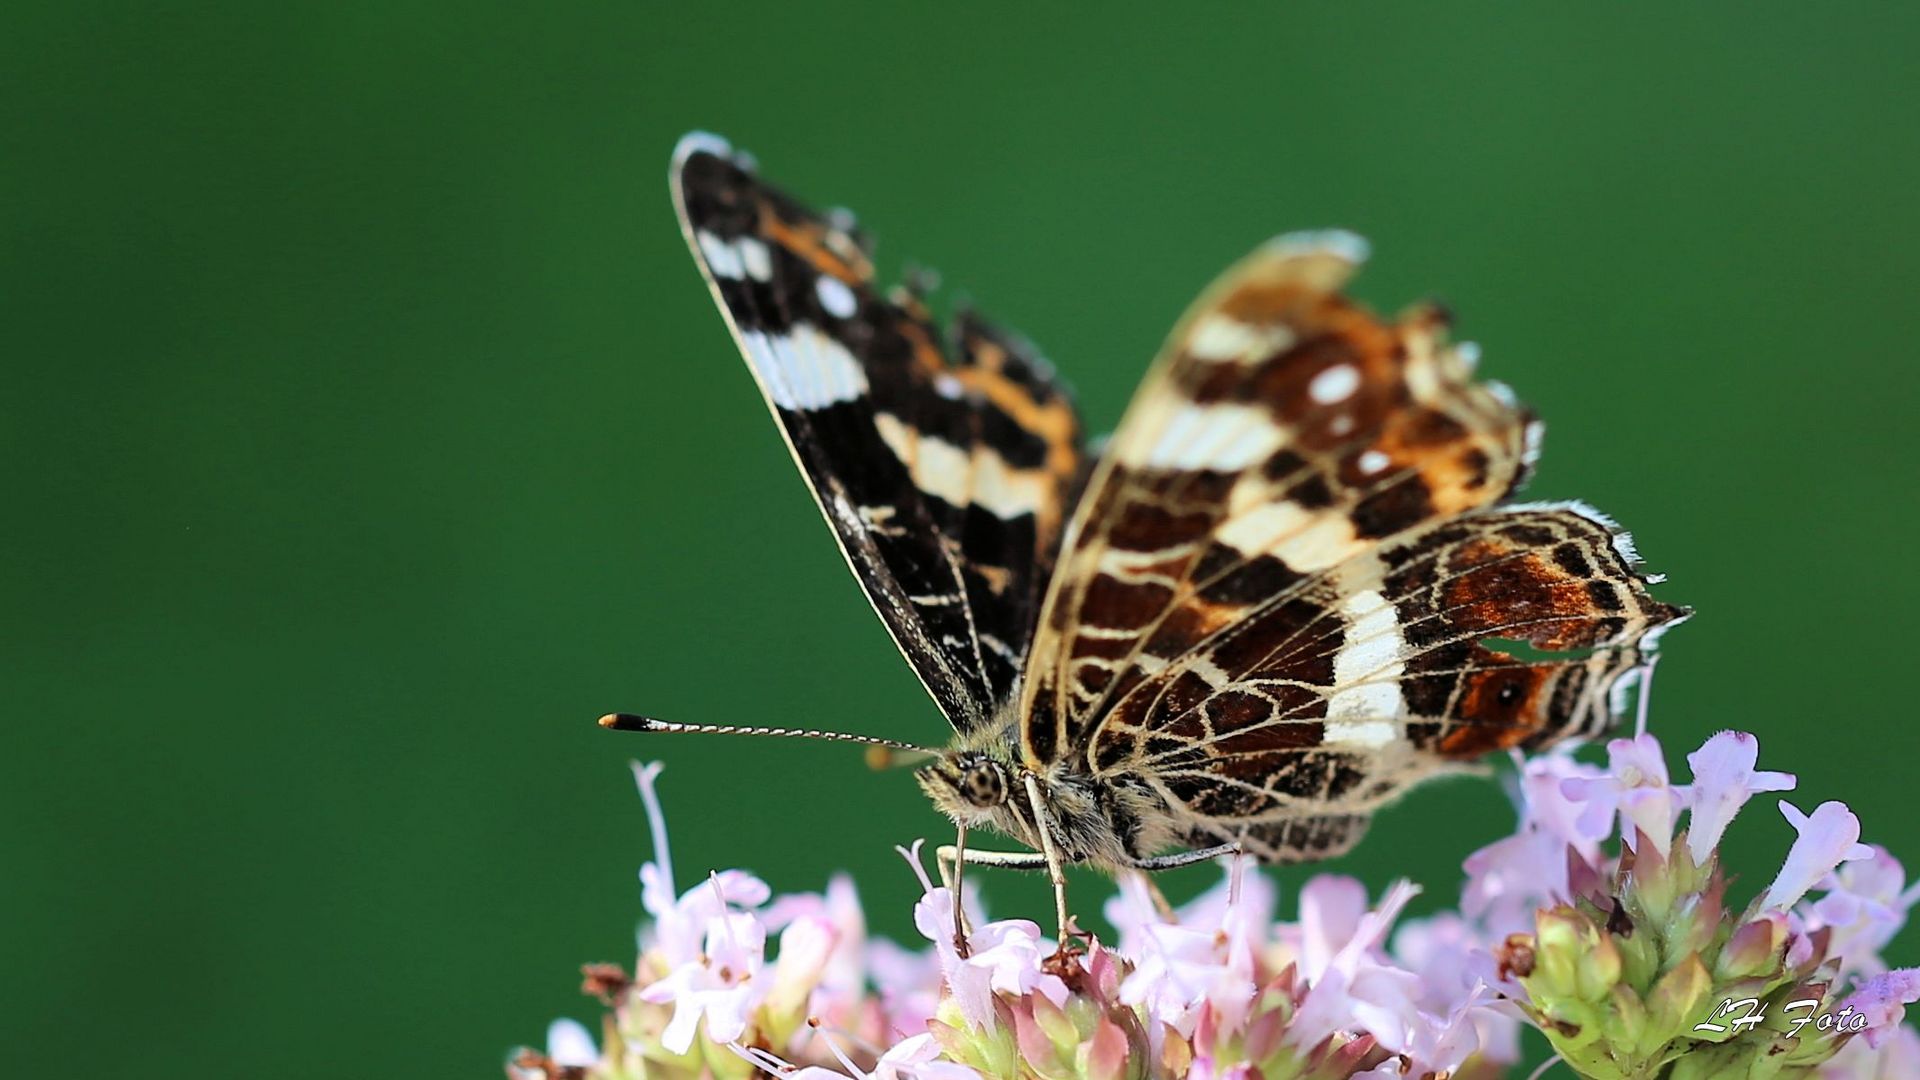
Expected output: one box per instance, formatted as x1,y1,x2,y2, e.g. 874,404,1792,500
1764,801,1876,911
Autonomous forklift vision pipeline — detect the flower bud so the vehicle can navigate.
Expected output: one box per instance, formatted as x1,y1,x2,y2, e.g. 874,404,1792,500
1715,913,1788,983
1529,907,1624,1001
1643,953,1712,1054
1084,1018,1132,1080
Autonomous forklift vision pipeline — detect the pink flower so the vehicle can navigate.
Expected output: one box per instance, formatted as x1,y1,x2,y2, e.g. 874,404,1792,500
1762,801,1876,912
642,867,772,967
640,904,768,1052
1820,1021,1920,1079
626,759,781,1052
1296,875,1371,981
1805,846,1920,976
1463,752,1608,934
1102,872,1160,950
766,873,868,996
766,873,873,1036
1519,751,1609,849
1392,914,1522,1062
632,760,773,967
1391,914,1487,1012
1174,855,1280,947
1360,982,1491,1078
1461,830,1561,936
543,745,1920,1080
764,913,838,1037
1836,968,1920,1049
782,1032,984,1080
1329,914,1511,1075
1117,917,1254,1037
1684,731,1795,864
1343,963,1425,1051
1109,857,1270,1035
902,848,1066,1031
1562,733,1687,856
952,910,1075,1022
1104,855,1277,960
1293,884,1508,1076
948,916,1068,1025
867,937,943,1035
1287,880,1418,1053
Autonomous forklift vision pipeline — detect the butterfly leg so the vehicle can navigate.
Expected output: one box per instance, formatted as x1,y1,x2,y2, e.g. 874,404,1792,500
1117,843,1240,921
936,845,1050,871
1021,773,1078,952
1125,842,1240,871
934,844,1051,947
934,842,1088,965
940,823,972,958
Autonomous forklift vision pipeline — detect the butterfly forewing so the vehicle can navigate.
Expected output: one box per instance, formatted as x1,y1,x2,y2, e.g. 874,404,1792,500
670,135,1083,726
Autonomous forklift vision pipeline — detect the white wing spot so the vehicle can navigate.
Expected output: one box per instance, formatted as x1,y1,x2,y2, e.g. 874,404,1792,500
1309,363,1361,404
1326,718,1399,749
1188,313,1260,360
872,413,1048,521
738,237,772,282
697,230,744,279
1326,587,1407,735
1215,501,1309,556
1137,402,1285,470
749,323,867,410
816,275,858,319
1358,450,1391,475
1187,313,1295,362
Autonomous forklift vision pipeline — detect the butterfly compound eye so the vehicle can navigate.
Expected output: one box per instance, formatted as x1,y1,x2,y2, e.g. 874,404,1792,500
960,760,1009,808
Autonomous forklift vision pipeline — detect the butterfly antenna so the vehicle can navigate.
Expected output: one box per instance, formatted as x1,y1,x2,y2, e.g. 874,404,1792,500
597,713,942,759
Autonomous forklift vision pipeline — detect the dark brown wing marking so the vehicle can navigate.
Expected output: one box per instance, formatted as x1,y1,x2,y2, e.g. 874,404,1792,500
671,134,1082,726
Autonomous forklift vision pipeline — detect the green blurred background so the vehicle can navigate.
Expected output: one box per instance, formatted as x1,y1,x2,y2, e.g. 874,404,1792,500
5,5,1917,1075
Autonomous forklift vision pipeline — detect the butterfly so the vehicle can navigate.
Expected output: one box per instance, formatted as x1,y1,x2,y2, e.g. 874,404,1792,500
603,132,1688,948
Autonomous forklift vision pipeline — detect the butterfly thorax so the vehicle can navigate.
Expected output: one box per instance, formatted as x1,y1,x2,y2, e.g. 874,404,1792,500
915,716,1181,869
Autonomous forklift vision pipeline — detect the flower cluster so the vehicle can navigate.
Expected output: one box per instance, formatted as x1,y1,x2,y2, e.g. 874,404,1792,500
1473,732,1920,1079
508,732,1919,1080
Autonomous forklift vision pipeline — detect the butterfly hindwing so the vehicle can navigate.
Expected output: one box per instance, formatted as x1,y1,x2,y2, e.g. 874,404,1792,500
1184,814,1373,865
670,135,1082,727
1090,504,1686,842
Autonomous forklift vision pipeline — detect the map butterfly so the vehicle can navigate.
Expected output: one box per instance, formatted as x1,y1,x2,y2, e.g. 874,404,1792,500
603,132,1689,946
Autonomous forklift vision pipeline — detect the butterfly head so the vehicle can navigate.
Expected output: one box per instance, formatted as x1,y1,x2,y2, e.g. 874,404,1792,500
916,750,1014,822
